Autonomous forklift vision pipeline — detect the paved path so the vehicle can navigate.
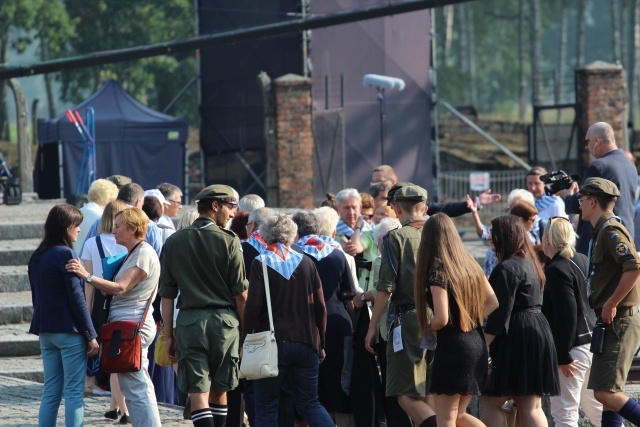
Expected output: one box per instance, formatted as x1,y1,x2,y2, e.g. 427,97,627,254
0,375,190,426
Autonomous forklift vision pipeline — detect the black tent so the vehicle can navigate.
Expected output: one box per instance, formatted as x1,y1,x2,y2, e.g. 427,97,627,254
35,79,188,199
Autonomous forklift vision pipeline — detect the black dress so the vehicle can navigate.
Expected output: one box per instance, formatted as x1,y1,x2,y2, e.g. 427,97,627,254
306,249,356,413
426,268,488,395
485,257,560,396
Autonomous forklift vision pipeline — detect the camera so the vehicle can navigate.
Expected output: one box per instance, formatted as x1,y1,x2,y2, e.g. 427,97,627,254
539,170,580,196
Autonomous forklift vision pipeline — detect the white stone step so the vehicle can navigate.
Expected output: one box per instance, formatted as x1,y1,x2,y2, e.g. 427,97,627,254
0,291,32,325
0,266,29,292
0,323,40,357
0,356,43,383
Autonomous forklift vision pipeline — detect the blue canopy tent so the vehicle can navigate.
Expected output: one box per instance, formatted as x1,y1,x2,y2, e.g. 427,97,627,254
35,79,188,199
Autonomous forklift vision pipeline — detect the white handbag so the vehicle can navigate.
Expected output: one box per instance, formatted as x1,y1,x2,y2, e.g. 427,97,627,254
239,255,279,380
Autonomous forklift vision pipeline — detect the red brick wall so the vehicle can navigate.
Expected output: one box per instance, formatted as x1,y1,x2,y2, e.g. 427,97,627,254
272,74,314,209
576,61,629,148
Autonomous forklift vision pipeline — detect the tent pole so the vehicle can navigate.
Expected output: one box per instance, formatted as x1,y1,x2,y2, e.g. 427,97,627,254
163,75,198,114
184,140,189,204
58,141,64,199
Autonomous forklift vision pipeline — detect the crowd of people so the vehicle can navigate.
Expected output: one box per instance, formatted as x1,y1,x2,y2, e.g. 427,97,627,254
27,120,640,427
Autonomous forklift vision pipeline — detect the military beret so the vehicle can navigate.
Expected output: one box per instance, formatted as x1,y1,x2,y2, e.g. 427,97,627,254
393,184,428,203
106,175,132,188
387,182,415,205
195,184,236,203
580,177,621,198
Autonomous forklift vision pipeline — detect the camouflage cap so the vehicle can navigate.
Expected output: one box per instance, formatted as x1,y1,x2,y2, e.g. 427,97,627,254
387,182,415,205
106,175,132,188
579,177,621,198
393,184,428,203
194,184,236,203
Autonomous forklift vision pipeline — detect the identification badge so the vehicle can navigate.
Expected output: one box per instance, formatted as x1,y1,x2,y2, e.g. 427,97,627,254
420,325,437,350
393,325,403,352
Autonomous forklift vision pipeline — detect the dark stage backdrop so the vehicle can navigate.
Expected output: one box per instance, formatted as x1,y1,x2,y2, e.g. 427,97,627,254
198,0,432,196
310,0,432,193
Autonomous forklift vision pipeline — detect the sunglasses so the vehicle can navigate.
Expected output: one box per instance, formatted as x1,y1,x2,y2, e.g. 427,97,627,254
550,216,570,223
578,197,592,206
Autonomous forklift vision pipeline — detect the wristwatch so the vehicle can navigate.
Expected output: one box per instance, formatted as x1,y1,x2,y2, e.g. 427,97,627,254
86,274,93,283
360,293,366,302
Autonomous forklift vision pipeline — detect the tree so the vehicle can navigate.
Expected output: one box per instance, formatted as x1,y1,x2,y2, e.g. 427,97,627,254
30,0,77,119
59,0,197,124
577,0,586,66
0,0,38,140
530,0,543,106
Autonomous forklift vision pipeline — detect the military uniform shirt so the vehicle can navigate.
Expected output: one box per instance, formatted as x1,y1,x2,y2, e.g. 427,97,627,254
158,217,248,309
589,213,640,310
377,216,424,305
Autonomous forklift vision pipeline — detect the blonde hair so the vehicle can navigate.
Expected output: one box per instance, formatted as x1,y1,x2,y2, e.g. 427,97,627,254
177,208,199,230
545,217,576,259
88,179,119,205
414,213,487,334
116,208,149,240
98,200,128,234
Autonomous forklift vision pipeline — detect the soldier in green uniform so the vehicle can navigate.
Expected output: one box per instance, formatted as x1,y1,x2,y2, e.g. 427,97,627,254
364,183,437,427
579,177,640,427
159,184,248,427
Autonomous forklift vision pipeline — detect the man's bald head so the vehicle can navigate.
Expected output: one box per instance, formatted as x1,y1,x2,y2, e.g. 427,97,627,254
587,122,616,147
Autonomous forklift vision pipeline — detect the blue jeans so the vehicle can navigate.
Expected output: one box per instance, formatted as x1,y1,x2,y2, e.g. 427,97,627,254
253,341,333,427
39,333,87,427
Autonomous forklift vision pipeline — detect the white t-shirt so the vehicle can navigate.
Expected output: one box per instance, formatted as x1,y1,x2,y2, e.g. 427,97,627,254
109,243,160,341
75,202,103,252
80,234,127,279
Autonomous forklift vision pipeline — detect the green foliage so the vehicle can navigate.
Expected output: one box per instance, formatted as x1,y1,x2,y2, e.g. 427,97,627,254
58,0,198,124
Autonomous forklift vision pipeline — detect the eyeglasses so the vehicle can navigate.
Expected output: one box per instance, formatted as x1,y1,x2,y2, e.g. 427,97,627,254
584,138,599,147
578,197,591,206
361,214,373,221
245,221,255,230
167,199,182,206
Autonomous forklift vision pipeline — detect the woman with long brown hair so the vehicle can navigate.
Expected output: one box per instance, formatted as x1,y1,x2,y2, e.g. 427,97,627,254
480,215,560,427
415,213,498,427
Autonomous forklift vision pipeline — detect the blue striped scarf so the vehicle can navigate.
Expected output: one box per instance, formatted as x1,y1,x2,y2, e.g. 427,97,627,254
297,234,336,261
336,218,354,238
261,242,303,280
246,231,267,253
317,235,344,252
535,194,555,212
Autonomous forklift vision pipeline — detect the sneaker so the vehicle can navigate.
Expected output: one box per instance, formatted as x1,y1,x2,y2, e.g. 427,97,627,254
105,409,120,420
119,414,131,424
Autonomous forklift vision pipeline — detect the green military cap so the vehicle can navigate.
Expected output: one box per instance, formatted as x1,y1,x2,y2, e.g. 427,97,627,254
393,184,428,203
106,174,132,188
580,177,621,198
387,182,415,205
195,184,237,203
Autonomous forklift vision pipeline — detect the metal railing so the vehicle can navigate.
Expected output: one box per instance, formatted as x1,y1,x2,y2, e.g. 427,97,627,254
437,170,528,217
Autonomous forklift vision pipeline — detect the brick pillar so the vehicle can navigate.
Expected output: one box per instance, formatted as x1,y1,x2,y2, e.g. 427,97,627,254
575,61,629,149
269,74,314,209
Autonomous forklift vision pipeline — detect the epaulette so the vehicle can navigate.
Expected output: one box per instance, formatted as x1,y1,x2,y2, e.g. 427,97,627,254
220,227,238,238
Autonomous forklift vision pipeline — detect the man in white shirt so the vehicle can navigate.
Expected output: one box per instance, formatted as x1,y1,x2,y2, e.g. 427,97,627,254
157,182,183,231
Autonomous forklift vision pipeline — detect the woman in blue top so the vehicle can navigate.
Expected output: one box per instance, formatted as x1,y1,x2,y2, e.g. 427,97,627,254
29,204,99,427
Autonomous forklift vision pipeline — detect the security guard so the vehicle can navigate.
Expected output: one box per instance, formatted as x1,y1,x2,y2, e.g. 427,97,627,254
579,177,640,426
159,184,248,427
364,184,437,427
